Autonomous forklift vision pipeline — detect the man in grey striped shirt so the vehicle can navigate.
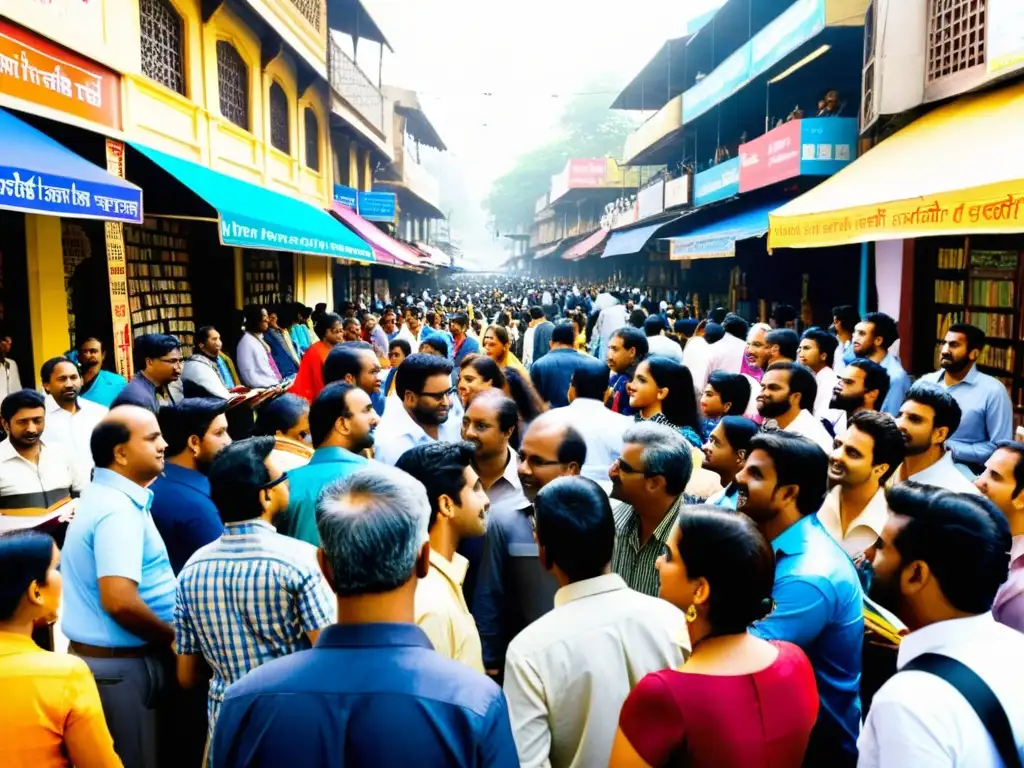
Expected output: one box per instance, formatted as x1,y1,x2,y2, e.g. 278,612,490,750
609,423,697,597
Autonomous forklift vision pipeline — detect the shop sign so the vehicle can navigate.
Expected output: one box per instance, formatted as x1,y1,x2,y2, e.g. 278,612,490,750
799,117,858,176
663,173,692,210
0,162,143,224
694,157,740,206
637,178,665,220
987,0,1024,74
739,121,802,193
332,184,357,211
749,0,826,80
358,191,397,222
219,215,372,259
103,139,134,380
0,19,121,130
683,44,751,124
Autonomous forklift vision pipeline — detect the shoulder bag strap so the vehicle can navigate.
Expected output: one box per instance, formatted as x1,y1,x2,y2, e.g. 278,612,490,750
902,652,1022,768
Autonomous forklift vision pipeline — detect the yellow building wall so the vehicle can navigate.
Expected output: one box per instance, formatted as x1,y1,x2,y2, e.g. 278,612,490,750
24,216,72,370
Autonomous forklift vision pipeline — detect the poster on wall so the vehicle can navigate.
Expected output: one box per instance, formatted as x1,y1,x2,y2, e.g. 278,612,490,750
104,138,134,380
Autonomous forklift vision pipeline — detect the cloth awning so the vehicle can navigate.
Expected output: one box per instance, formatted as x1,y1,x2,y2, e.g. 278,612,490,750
602,217,683,258
330,203,421,266
533,241,562,260
563,228,610,261
0,107,142,223
668,203,775,260
130,142,373,261
416,242,452,268
768,81,1024,250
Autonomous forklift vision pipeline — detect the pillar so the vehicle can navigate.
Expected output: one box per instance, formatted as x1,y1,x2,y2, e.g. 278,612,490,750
361,148,372,192
295,253,332,309
348,143,359,189
25,214,69,371
233,248,244,310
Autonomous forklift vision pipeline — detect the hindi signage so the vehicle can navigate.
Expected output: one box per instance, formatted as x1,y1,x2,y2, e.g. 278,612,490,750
358,191,397,222
332,184,357,211
0,19,121,130
739,121,802,192
694,157,741,206
103,139,134,379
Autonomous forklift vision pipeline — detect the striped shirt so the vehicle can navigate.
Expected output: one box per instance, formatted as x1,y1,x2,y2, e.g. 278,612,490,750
174,520,335,734
611,495,690,597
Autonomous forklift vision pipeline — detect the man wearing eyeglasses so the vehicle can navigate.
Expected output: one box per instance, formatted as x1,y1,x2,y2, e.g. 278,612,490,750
111,333,183,412
174,436,335,755
374,354,462,466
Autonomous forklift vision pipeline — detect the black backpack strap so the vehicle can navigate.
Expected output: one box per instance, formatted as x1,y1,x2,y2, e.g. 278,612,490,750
902,652,1022,768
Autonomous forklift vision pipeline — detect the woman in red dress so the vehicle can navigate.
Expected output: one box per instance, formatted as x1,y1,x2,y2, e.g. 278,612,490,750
289,312,345,402
610,506,819,768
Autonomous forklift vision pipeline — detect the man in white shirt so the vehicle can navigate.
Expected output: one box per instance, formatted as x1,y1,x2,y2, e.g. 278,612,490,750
547,359,631,494
503,476,687,768
0,329,23,401
396,306,425,349
642,316,682,362
40,356,107,478
593,299,628,359
462,391,529,515
861,482,1024,768
703,314,749,384
820,411,905,557
889,383,982,493
798,328,841,417
757,362,834,454
373,354,461,466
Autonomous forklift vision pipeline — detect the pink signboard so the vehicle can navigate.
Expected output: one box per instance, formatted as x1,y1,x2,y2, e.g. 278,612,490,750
567,159,609,188
739,120,801,193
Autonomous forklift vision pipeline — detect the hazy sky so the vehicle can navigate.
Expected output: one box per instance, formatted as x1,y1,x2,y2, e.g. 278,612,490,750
354,0,725,263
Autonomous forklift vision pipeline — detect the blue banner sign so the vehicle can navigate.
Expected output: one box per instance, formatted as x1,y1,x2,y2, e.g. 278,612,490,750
799,117,859,176
358,191,397,222
333,184,358,211
0,166,143,223
219,213,372,260
683,45,751,124
750,0,826,79
694,157,741,206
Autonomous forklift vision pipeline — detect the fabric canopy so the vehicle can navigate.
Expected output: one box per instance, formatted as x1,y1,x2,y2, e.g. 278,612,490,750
602,217,683,258
563,228,610,261
330,203,421,266
0,107,142,223
668,203,776,260
131,142,372,261
416,242,452,268
768,81,1024,250
533,241,562,260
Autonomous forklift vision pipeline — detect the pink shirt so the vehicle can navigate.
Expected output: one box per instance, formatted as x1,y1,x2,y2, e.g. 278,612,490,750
993,534,1024,633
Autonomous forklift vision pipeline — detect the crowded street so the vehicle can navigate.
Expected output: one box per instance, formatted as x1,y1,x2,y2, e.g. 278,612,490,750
3,0,1024,766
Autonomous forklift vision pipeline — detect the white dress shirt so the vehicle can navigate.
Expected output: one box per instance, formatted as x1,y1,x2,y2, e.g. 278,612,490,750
646,334,683,363
547,399,632,493
0,358,22,400
522,326,537,367
782,408,835,454
887,450,982,495
41,395,107,478
859,613,1024,768
485,445,529,515
680,335,712,398
817,485,888,557
703,333,747,385
373,400,462,466
503,573,688,768
813,366,840,417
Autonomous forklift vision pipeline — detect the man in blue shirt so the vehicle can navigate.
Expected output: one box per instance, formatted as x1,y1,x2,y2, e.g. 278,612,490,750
530,323,588,408
211,463,517,768
735,431,864,766
852,312,909,416
150,398,232,573
923,323,1013,474
450,311,480,368
276,382,375,546
112,334,183,412
77,335,127,408
61,404,180,768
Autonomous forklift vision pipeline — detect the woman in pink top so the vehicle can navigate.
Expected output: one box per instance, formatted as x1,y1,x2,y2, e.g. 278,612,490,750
610,506,819,768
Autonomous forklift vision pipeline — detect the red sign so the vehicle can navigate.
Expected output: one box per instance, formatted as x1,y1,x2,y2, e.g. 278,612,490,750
0,18,121,130
567,159,609,188
739,120,801,193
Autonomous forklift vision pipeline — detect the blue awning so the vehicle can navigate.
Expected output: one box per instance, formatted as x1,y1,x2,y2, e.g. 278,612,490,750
602,216,684,258
0,107,143,223
667,203,775,260
130,142,373,262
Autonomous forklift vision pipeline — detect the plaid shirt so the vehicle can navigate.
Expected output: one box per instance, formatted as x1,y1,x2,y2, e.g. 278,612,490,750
174,520,335,734
611,495,695,597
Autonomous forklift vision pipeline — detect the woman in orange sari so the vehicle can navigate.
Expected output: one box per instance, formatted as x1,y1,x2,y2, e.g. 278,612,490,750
289,312,344,402
482,324,528,377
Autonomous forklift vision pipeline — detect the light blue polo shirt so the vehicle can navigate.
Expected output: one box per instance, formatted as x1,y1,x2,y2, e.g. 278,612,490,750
79,369,128,409
61,468,176,647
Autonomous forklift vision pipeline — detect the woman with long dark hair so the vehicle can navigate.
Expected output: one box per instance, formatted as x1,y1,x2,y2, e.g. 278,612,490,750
482,324,528,377
457,354,507,409
290,312,345,402
610,508,818,767
627,356,703,448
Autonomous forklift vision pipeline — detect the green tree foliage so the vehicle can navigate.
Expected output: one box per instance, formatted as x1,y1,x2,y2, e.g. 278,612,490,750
484,89,636,234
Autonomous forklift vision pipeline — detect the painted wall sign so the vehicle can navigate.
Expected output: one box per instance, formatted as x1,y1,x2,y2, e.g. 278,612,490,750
694,157,740,206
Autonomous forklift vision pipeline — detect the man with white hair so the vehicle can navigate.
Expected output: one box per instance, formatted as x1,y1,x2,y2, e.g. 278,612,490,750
211,465,517,767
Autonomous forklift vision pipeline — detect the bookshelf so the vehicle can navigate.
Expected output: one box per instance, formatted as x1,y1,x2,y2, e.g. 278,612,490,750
929,237,1023,425
243,250,285,308
124,218,195,356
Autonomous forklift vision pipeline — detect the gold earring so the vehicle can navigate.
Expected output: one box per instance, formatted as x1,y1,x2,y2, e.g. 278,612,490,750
685,605,698,623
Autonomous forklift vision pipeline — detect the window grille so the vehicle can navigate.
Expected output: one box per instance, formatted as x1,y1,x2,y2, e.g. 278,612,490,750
139,0,185,95
926,0,986,83
288,0,321,31
217,41,250,130
269,83,290,153
304,108,320,171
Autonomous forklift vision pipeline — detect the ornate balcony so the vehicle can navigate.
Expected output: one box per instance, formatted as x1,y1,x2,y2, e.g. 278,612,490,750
328,35,384,133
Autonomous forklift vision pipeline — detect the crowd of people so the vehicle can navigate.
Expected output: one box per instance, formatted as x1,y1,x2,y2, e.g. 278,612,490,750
0,275,1022,768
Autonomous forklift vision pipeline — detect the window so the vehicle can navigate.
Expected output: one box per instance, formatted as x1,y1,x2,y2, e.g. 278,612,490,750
288,0,321,31
217,41,249,130
927,0,986,83
269,82,290,153
139,0,185,95
304,108,320,171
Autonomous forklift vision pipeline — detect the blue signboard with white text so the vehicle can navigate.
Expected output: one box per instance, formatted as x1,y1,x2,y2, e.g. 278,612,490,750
358,191,397,222
694,157,741,207
750,0,826,79
799,118,859,176
333,184,358,211
683,45,752,124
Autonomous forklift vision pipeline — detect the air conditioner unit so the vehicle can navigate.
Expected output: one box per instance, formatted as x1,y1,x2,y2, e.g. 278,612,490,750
860,0,927,131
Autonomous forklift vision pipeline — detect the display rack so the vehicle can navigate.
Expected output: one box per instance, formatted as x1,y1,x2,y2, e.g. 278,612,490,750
243,250,285,307
124,218,194,356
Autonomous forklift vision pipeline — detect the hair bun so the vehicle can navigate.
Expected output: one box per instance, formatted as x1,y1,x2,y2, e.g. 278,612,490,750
759,597,775,616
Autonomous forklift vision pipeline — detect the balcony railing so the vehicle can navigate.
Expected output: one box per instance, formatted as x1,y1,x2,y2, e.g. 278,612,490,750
329,37,384,133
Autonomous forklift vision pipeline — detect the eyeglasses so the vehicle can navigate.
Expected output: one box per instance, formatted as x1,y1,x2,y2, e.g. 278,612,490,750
419,386,456,401
613,457,646,475
258,471,289,491
159,357,183,367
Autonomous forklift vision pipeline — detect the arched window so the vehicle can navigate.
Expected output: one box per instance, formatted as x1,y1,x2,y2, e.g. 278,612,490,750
217,41,249,130
269,82,290,153
304,108,320,171
139,0,185,95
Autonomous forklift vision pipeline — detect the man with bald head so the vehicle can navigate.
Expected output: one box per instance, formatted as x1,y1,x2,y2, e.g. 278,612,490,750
473,410,586,680
61,405,180,768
